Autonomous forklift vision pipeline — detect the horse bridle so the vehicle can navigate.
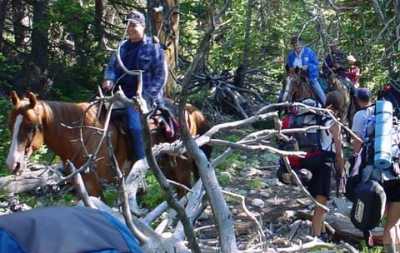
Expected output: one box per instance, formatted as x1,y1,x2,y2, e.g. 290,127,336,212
20,110,43,156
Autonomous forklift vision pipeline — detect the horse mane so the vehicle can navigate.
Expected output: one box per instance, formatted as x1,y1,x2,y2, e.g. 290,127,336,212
39,100,99,129
290,75,315,102
30,99,103,162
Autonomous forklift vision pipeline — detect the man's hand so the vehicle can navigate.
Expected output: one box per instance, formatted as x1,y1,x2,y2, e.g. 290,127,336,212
102,80,114,91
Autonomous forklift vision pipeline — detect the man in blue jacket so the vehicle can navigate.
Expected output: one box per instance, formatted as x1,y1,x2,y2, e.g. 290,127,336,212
102,10,167,170
287,36,326,105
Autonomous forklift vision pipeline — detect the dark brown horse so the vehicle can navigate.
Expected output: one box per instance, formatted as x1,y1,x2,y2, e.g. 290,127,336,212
284,71,354,122
328,75,356,124
6,91,211,198
286,71,316,102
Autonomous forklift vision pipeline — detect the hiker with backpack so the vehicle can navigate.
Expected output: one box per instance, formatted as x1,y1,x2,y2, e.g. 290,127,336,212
349,88,400,252
278,91,345,239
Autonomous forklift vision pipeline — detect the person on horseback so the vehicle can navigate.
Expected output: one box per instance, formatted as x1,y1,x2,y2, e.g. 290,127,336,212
102,10,167,170
345,55,361,87
287,35,326,105
322,39,347,79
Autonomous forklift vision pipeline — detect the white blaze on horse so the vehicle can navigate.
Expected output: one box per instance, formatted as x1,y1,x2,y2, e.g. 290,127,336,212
6,91,211,212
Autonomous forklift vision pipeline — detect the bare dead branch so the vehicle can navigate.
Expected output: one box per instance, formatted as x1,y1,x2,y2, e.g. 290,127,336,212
69,160,96,209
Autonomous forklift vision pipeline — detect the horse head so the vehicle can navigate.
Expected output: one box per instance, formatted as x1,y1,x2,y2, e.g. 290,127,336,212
288,70,314,102
328,75,351,121
6,91,45,174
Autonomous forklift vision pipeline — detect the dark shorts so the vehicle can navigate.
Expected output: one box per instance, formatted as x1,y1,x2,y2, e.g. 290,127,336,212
299,152,334,198
382,180,400,202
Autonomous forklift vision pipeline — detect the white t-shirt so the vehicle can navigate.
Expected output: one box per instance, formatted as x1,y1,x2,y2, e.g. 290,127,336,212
351,106,375,140
292,48,304,68
320,118,335,152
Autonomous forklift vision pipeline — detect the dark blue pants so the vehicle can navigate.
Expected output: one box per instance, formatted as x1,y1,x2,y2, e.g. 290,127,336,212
126,106,145,160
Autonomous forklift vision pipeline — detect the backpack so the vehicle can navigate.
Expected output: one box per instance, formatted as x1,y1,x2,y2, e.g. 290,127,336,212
346,101,400,245
350,180,386,241
282,99,326,153
277,99,327,185
0,207,143,253
360,101,400,182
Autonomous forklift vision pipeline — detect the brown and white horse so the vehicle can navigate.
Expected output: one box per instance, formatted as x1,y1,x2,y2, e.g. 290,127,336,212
6,91,211,198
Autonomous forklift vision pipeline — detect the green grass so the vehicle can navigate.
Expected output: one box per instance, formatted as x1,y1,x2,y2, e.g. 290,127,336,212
360,241,383,253
139,173,165,209
217,172,232,187
103,186,119,206
215,152,246,172
247,178,264,190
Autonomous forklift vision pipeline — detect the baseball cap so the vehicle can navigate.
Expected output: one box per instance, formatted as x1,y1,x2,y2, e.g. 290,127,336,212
354,88,371,101
125,10,145,27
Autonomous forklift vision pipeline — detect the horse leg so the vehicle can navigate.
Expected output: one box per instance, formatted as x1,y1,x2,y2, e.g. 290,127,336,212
81,172,103,197
176,158,195,197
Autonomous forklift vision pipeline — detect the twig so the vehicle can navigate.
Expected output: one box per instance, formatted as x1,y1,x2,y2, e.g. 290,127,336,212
69,160,96,209
106,131,149,244
136,98,201,253
222,190,267,246
282,156,329,212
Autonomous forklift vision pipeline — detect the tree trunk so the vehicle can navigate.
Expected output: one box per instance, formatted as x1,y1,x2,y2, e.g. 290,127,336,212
148,0,179,98
371,0,397,78
0,0,9,51
236,0,253,87
26,0,50,95
94,0,104,47
11,0,25,48
31,0,49,72
395,0,400,54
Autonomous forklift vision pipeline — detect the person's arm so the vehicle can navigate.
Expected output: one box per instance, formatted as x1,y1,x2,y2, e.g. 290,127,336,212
103,53,118,91
351,112,364,154
307,48,320,67
148,45,167,99
104,53,117,82
306,48,320,78
287,51,294,68
330,122,345,174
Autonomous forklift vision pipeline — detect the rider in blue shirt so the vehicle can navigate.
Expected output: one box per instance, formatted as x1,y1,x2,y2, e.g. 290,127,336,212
287,36,326,105
102,10,167,170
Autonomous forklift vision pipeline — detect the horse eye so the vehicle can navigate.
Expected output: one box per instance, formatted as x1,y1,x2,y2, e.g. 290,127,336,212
24,124,36,132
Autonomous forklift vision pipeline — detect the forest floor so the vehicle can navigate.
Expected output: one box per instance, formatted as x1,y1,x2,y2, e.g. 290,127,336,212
195,147,384,253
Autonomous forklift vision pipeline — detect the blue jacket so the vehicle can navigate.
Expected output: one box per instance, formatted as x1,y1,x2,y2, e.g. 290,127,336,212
104,35,167,104
287,47,320,79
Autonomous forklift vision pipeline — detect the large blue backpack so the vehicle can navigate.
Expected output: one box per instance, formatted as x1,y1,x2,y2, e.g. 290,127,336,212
0,206,143,253
347,101,400,246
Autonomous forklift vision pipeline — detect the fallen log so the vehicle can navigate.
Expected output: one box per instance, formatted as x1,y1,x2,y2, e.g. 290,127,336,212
0,164,64,194
296,210,384,245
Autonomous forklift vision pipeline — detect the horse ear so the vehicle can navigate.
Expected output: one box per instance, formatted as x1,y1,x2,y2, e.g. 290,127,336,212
27,92,37,109
10,90,20,106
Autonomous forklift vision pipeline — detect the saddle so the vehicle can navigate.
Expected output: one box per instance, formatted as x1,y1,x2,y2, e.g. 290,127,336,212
107,100,180,142
148,101,181,142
